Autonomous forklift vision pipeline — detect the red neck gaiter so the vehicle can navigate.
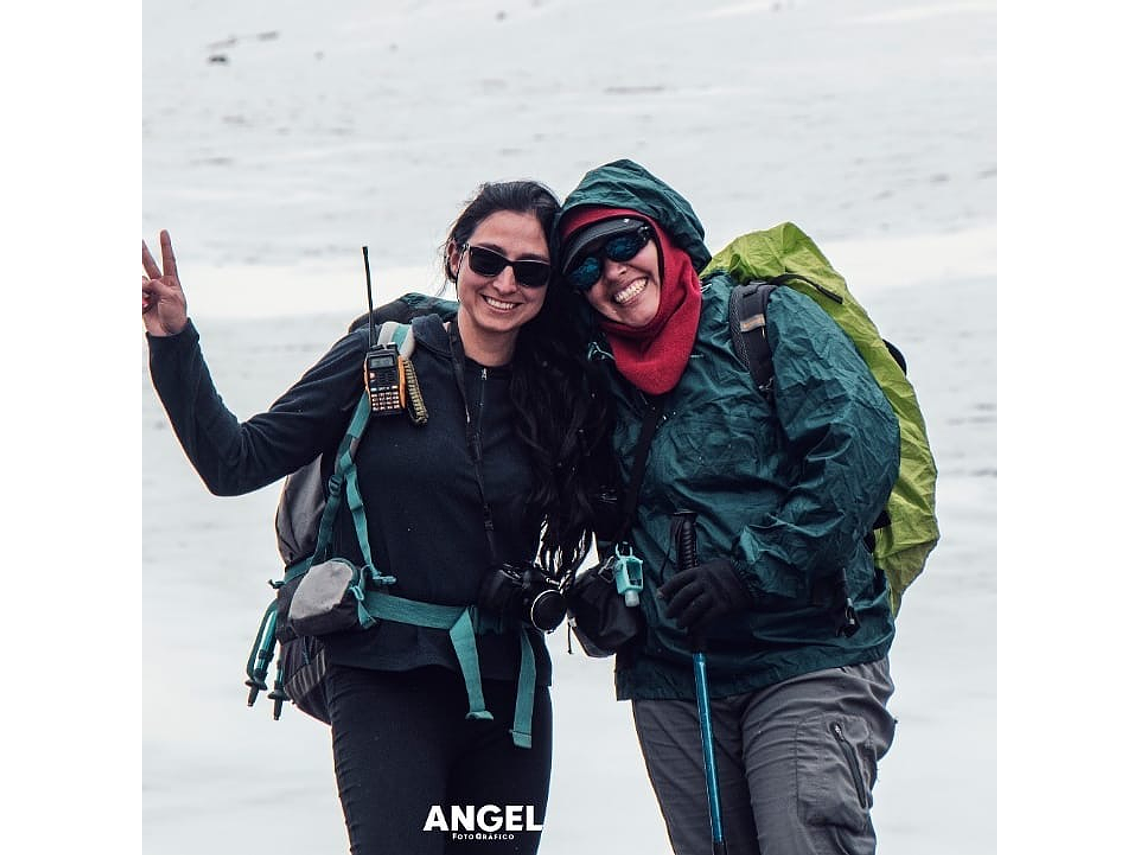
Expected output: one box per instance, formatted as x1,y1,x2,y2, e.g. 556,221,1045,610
560,207,702,396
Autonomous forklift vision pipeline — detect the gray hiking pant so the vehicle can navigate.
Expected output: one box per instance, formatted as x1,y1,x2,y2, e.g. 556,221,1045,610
631,658,896,855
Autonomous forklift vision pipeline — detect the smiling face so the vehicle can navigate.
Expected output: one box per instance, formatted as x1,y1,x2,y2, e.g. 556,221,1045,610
579,231,662,328
448,210,550,363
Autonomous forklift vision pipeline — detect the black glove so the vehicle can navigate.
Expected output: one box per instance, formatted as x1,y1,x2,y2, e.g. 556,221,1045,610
658,558,753,630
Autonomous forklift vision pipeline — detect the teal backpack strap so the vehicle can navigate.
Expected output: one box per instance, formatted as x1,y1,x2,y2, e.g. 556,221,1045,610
362,591,493,722
380,320,428,425
313,320,416,570
310,390,373,564
340,407,391,567
296,321,416,632
252,387,383,711
446,608,494,724
378,320,414,357
510,631,538,749
361,589,539,748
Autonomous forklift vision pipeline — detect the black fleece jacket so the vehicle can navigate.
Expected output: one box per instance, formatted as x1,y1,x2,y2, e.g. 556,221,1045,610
148,314,552,686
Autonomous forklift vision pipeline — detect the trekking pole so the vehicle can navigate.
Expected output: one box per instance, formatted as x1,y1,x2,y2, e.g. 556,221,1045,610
672,510,728,855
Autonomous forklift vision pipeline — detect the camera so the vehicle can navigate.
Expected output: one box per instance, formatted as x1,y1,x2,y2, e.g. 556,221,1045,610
478,564,567,633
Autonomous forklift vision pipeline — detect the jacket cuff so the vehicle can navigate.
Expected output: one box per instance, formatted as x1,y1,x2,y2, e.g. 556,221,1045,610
146,318,199,351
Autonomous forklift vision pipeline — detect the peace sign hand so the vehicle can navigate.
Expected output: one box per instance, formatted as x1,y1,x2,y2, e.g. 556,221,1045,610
142,229,189,337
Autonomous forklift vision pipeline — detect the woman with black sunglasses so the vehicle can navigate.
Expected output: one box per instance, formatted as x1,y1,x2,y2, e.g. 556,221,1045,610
557,160,902,855
142,180,613,854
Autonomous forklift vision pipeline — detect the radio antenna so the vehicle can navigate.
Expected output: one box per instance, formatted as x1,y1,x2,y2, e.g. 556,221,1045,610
362,246,375,346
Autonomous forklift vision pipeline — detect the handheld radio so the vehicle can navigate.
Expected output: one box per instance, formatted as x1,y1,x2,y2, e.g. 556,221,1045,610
365,344,404,415
361,246,406,416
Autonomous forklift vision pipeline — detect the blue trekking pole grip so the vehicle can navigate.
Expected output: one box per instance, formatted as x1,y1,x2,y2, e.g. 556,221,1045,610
673,510,728,855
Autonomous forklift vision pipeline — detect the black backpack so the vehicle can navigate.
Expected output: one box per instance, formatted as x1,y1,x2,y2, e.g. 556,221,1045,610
244,293,458,722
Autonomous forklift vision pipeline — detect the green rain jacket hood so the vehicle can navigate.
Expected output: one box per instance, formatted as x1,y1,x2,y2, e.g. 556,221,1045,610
557,159,713,272
560,160,900,702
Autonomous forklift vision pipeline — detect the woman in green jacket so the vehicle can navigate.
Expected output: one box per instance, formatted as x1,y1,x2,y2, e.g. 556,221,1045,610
559,160,901,855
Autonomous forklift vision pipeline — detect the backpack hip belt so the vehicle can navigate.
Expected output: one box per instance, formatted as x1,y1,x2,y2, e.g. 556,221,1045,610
362,590,539,748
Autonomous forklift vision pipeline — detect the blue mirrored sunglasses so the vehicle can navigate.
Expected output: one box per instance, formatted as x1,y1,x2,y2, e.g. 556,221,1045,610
563,225,653,292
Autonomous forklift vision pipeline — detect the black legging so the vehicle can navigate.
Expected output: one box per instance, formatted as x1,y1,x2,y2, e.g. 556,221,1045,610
326,664,552,854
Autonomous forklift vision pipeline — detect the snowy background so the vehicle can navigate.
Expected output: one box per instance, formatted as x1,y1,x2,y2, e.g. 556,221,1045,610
140,1,995,852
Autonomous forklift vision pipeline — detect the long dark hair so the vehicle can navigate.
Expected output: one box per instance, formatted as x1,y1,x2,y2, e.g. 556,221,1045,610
443,181,615,578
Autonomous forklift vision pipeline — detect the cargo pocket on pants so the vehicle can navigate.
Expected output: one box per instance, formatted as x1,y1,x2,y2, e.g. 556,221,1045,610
795,713,874,833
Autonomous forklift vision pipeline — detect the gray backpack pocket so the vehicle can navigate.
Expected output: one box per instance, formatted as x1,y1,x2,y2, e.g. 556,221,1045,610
288,558,368,637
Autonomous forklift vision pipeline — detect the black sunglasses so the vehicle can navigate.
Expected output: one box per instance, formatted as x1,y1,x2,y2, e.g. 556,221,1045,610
563,225,653,292
462,244,551,289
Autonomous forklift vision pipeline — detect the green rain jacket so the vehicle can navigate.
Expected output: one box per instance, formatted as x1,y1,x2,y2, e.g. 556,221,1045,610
560,160,901,701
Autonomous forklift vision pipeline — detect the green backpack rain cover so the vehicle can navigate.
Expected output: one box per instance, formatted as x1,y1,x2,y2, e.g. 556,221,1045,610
703,222,939,614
